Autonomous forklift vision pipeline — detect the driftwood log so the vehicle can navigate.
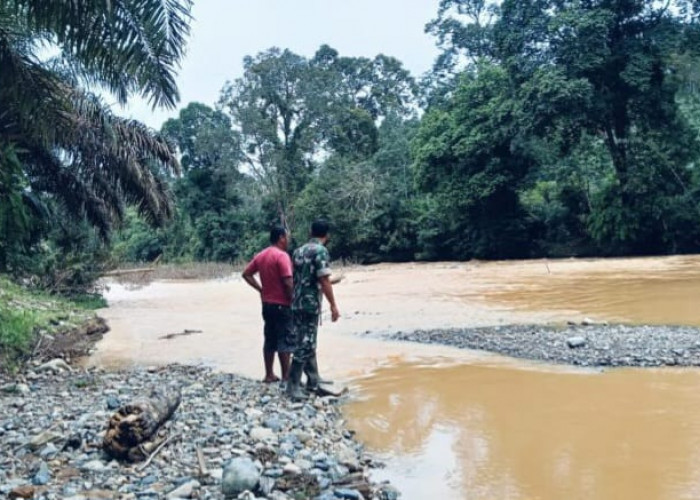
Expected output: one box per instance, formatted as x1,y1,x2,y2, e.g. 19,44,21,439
103,388,181,462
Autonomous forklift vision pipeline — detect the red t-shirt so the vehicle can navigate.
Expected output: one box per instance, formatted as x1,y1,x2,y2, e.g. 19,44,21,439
244,246,293,306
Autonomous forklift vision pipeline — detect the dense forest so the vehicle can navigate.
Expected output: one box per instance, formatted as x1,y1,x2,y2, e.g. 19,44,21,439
4,0,700,291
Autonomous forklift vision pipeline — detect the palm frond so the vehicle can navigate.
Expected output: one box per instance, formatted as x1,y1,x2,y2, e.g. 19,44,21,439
2,0,192,107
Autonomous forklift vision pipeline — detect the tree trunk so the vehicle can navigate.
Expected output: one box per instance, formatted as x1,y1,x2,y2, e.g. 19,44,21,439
103,388,181,462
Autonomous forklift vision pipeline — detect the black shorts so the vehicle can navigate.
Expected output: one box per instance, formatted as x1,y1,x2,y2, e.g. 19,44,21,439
262,303,294,353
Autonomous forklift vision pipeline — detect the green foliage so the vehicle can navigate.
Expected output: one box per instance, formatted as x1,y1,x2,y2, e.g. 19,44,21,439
0,275,97,370
218,46,418,231
415,0,700,259
413,64,533,259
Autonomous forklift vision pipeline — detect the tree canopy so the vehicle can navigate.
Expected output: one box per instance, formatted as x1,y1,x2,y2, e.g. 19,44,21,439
0,0,192,279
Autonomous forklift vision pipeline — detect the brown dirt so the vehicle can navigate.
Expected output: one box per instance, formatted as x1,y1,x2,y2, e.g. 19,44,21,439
33,316,110,364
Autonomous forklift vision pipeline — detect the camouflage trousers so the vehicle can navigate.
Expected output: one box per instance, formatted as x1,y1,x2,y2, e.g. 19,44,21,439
292,311,319,364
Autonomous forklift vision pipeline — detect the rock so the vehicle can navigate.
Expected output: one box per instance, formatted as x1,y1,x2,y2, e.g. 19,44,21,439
258,477,275,496
334,488,365,500
9,485,35,499
295,458,313,470
2,383,31,395
567,336,586,348
376,484,401,500
263,417,283,431
81,460,109,473
32,462,50,486
282,462,301,475
36,358,72,373
262,468,284,478
63,433,82,451
249,426,276,443
106,396,121,410
166,479,200,498
28,429,62,451
294,430,312,444
39,442,58,459
221,457,260,497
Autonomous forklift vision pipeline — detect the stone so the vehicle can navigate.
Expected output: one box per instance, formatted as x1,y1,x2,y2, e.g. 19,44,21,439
9,485,35,499
262,468,284,478
40,443,58,459
249,426,276,443
63,433,82,451
295,458,313,470
32,462,51,486
334,489,364,500
81,460,109,473
14,384,30,395
28,429,62,450
166,479,200,498
221,457,260,497
376,484,401,500
294,430,312,444
106,396,121,410
282,463,301,475
36,358,72,373
567,336,586,348
263,417,283,431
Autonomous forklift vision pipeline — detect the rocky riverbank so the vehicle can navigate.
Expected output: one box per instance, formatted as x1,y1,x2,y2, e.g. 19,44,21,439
0,364,398,500
387,323,700,368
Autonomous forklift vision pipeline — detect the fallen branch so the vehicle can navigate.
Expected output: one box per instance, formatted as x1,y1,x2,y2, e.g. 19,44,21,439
159,329,203,340
138,432,180,471
196,446,208,476
103,268,155,277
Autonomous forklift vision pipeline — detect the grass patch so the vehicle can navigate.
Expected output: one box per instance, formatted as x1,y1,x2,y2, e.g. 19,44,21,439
0,275,98,372
67,293,108,310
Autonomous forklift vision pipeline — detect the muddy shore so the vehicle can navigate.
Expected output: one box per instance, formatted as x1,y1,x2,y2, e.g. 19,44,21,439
386,323,700,368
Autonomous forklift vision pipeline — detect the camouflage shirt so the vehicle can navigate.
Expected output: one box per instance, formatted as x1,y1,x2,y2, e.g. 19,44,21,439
292,238,332,314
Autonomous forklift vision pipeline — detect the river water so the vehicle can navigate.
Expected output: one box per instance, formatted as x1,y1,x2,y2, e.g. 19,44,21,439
92,255,700,500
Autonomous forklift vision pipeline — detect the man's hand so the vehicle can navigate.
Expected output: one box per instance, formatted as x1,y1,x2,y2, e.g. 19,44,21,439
242,271,262,295
330,304,340,322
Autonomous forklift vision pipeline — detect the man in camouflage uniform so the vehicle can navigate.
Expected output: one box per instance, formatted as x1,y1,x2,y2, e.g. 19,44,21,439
287,219,340,400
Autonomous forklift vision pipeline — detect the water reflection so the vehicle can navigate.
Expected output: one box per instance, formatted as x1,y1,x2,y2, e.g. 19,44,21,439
346,362,700,500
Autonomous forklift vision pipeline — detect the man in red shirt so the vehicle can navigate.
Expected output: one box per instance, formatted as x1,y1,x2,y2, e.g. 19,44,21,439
242,226,294,382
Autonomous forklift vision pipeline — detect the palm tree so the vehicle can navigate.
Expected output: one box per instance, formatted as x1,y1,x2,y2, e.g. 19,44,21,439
0,0,192,240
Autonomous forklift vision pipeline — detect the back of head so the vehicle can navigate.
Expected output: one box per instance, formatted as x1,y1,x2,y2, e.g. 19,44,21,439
310,219,329,238
270,225,287,245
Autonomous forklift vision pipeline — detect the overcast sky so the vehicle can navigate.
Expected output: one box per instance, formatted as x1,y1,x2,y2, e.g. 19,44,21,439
119,0,441,129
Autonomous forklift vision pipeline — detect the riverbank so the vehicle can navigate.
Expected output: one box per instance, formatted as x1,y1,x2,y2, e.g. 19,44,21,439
386,323,700,367
0,276,108,373
0,364,397,500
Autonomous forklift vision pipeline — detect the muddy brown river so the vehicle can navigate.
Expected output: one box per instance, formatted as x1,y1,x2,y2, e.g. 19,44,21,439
93,255,700,500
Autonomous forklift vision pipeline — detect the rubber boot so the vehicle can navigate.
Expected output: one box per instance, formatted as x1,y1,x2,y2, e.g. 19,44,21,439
304,353,332,386
304,354,321,393
286,360,308,401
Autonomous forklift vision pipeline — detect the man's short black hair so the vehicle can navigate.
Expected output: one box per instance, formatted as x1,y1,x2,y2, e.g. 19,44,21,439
311,219,329,238
270,225,287,244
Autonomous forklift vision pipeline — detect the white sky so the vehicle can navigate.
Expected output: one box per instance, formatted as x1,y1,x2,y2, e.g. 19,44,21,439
118,0,441,129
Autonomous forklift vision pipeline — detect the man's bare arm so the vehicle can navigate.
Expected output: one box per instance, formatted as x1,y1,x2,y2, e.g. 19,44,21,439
242,270,262,294
282,276,293,302
319,275,340,322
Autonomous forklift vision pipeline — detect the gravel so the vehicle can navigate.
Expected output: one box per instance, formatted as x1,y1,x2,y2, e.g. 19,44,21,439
387,323,700,367
0,364,395,500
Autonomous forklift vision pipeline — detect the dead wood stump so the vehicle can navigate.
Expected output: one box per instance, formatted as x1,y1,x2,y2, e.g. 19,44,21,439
103,388,181,462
